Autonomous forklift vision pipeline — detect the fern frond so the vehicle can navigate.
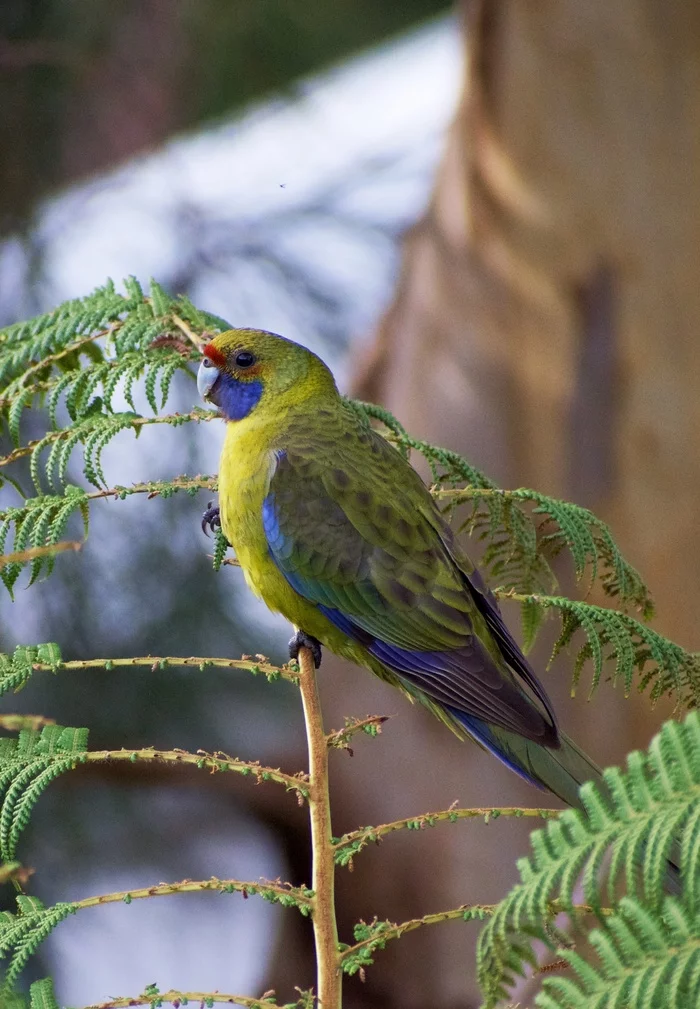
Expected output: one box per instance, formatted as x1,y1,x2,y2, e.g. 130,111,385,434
0,476,217,593
341,905,494,977
0,644,62,697
358,403,653,619
356,400,494,488
0,277,225,392
0,644,296,701
83,746,308,799
28,977,60,1009
0,486,88,595
333,806,559,867
0,406,215,490
496,591,700,708
0,278,227,494
0,878,313,989
536,896,700,1009
0,896,75,990
0,731,310,864
477,712,700,1007
0,724,89,861
448,487,653,617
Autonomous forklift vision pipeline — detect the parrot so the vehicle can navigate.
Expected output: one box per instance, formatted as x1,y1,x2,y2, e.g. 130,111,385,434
195,326,611,812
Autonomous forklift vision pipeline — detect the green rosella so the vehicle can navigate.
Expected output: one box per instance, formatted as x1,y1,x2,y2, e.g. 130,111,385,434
197,328,604,810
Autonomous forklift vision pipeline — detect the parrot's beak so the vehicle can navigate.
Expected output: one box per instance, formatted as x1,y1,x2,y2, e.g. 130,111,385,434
197,358,220,402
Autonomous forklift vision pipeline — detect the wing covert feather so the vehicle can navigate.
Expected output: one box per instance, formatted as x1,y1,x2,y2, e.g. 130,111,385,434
263,417,558,746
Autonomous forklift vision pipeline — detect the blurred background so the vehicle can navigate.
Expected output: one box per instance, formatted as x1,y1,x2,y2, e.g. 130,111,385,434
2,2,700,1006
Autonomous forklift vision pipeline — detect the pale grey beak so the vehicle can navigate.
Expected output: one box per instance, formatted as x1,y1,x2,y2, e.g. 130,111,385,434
197,358,220,401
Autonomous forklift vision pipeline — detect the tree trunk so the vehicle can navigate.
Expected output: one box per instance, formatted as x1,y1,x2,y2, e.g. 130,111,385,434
330,1,700,1004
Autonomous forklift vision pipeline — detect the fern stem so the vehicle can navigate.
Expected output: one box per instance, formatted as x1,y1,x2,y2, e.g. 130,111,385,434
325,714,389,748
78,991,309,1009
79,992,282,1009
341,901,614,972
83,474,218,501
28,653,298,683
172,311,209,350
298,644,342,1008
0,408,217,470
3,332,107,394
0,714,55,731
81,746,308,798
72,876,313,913
334,806,560,863
342,905,495,970
0,540,82,567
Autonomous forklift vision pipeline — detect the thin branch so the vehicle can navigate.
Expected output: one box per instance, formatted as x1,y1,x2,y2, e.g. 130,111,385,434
0,862,32,886
432,487,511,501
1,332,108,396
298,644,342,1008
0,540,81,567
83,474,218,502
82,746,308,800
341,906,494,975
29,654,298,684
325,714,390,751
333,806,561,864
0,408,217,470
172,312,210,350
0,714,55,730
79,991,315,1009
341,901,613,973
80,993,278,1009
74,876,313,914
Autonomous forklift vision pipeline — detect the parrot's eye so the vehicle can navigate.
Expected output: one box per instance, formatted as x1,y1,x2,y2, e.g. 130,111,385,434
235,350,256,369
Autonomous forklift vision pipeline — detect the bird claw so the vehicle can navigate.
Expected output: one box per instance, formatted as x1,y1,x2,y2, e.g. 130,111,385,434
202,501,222,537
289,630,323,669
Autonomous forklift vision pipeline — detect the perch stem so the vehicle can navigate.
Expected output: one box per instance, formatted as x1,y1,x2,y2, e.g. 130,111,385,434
298,643,342,1008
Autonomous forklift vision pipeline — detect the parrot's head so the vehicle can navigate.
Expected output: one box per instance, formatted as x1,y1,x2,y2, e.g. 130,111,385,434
197,328,337,422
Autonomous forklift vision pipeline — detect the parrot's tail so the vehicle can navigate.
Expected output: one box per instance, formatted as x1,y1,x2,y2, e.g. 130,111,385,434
447,708,603,808
522,729,605,809
456,714,682,895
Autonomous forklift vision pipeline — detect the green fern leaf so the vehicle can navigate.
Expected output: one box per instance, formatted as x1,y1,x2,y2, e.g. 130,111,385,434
7,389,34,447
0,648,39,696
0,897,75,990
477,712,700,1007
521,598,546,655
29,978,60,1009
503,593,700,709
0,724,88,861
537,896,700,1009
0,490,88,590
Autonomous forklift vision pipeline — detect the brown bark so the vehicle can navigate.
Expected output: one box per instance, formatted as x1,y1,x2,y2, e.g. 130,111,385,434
335,1,700,1004
361,1,700,649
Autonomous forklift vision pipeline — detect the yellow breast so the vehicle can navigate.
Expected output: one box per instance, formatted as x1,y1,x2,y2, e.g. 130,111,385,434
217,414,312,628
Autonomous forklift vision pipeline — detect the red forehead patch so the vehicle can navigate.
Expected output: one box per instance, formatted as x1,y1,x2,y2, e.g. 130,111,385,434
203,342,226,368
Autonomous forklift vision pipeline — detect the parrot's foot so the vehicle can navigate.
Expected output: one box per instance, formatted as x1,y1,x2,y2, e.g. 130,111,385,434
201,502,222,538
289,630,323,669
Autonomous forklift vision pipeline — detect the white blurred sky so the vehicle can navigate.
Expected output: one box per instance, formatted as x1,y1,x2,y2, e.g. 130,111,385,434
10,15,465,1004
2,16,462,377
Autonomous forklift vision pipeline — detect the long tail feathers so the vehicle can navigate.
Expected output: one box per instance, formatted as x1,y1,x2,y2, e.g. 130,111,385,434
451,713,682,895
522,730,604,810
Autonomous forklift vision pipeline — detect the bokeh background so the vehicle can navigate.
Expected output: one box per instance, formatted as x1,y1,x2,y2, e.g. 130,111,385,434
2,2,700,1006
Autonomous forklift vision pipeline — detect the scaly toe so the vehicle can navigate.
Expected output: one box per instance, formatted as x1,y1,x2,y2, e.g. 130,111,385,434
289,630,323,669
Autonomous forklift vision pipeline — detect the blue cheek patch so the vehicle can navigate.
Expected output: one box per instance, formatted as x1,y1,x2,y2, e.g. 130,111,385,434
214,374,263,421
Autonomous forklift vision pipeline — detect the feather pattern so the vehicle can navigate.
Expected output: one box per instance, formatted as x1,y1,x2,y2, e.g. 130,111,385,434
263,426,559,751
204,328,604,808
